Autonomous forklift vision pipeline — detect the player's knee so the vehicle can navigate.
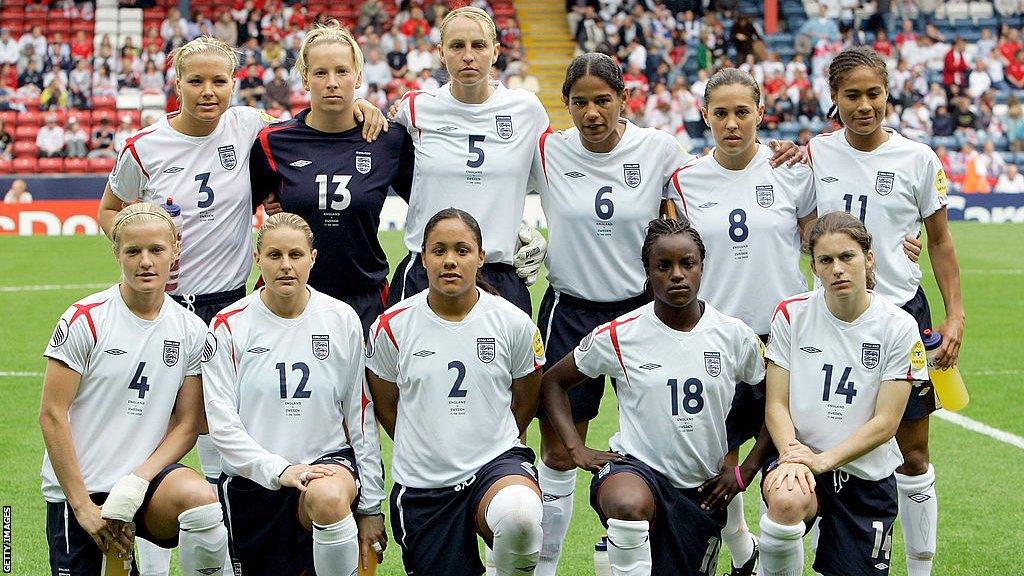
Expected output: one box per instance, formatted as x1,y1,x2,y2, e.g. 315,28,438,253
303,477,356,524
540,444,576,472
487,485,543,545
600,489,655,522
172,471,218,511
764,486,812,524
897,449,930,476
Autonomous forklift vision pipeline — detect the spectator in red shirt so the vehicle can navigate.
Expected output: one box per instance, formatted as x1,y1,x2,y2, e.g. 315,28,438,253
873,29,893,57
895,18,917,46
998,28,1021,64
70,30,93,61
399,7,431,39
943,37,970,87
1008,50,1024,88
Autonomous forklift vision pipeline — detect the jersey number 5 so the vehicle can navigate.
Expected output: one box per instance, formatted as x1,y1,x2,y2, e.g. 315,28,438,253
316,174,353,211
467,135,485,168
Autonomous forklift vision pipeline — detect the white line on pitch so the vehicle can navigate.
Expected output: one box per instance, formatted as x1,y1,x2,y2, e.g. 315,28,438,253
959,269,1024,275
934,410,1024,451
0,283,109,293
0,371,43,377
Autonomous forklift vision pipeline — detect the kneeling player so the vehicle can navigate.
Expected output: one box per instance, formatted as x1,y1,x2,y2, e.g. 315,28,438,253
202,213,386,576
40,203,228,576
366,209,546,576
759,212,927,576
539,218,766,576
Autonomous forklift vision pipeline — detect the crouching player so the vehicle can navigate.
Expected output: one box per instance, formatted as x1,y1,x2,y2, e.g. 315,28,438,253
40,202,228,575
365,209,545,576
759,212,928,576
202,213,386,575
539,218,767,576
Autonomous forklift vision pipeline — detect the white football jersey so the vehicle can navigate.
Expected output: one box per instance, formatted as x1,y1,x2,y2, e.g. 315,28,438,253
395,82,550,264
765,290,928,481
808,128,948,305
41,285,206,502
201,287,384,513
536,121,690,301
672,144,816,334
365,290,545,488
574,302,765,489
109,107,273,296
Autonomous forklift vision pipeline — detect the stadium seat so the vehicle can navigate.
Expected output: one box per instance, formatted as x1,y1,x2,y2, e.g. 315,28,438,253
64,157,90,173
12,141,38,157
12,157,37,173
14,125,39,140
92,96,116,111
92,109,117,125
37,157,63,172
140,93,167,109
969,1,995,20
116,91,142,110
0,159,12,173
19,110,42,126
0,110,17,126
89,157,116,173
66,110,92,126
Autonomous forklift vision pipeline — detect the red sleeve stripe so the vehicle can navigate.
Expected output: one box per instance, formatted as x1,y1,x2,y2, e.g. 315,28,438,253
120,128,158,179
771,296,810,324
69,300,107,343
539,131,553,182
669,165,693,217
257,123,295,173
804,141,813,168
403,90,423,129
373,306,411,350
596,315,641,386
213,306,248,369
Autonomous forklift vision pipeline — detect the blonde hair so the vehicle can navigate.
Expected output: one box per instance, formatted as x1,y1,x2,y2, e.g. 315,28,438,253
256,212,315,251
439,6,497,45
171,36,239,79
110,202,177,252
296,20,364,80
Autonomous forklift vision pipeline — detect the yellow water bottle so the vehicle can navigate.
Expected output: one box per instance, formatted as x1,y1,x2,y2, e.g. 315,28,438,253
359,548,378,576
921,329,969,411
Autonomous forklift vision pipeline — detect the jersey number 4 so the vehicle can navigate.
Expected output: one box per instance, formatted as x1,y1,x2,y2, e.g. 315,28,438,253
129,362,151,399
277,362,312,399
316,174,353,211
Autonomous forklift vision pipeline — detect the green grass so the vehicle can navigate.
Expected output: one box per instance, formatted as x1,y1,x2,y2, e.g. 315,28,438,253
1,223,1022,574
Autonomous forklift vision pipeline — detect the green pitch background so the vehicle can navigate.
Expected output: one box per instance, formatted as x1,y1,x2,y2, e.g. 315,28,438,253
2,223,1022,574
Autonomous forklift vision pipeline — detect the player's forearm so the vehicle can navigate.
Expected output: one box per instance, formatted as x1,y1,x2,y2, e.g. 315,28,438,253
765,402,797,454
365,370,398,439
927,234,965,321
134,419,197,481
740,422,774,476
39,412,92,512
818,412,903,472
510,371,541,437
540,379,586,453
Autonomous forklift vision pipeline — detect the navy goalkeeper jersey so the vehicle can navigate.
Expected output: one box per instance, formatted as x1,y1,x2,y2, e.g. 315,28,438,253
250,110,414,297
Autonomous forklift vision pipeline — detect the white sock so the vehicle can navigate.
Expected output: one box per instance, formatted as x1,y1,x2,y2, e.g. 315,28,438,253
177,503,228,576
723,493,755,568
809,518,820,553
896,464,937,576
135,537,171,576
758,515,804,576
606,518,651,576
312,515,359,576
536,462,576,576
486,484,543,576
485,545,497,576
196,435,222,481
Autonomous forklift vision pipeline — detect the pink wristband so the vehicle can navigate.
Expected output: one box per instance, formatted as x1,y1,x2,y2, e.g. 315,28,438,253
734,466,746,491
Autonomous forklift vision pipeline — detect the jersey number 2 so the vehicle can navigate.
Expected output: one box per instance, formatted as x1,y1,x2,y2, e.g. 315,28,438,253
277,362,312,399
448,360,468,398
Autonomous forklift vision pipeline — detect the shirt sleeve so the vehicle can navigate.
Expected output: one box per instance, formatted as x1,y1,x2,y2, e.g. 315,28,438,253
365,314,400,382
184,316,205,377
108,147,146,203
42,304,96,375
765,305,793,371
660,133,692,200
511,314,545,379
390,129,415,203
915,150,949,220
201,321,291,490
393,92,414,131
573,322,621,380
789,163,817,218
882,314,929,383
736,323,767,385
249,134,280,209
337,309,385,515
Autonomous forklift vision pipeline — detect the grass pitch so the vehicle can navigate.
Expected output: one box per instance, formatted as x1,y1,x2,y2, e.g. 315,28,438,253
1,222,1022,574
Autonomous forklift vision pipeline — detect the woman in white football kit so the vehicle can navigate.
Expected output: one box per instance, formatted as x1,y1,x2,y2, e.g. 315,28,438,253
668,68,816,576
202,213,386,576
40,203,228,576
366,208,546,576
387,6,551,314
539,218,766,576
759,211,928,576
808,46,964,576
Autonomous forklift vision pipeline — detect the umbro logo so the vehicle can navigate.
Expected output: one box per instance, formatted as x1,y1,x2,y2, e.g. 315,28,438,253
918,385,932,396
104,348,127,355
908,492,932,503
247,347,270,354
516,566,537,572
820,176,839,183
638,363,661,370
197,568,222,575
565,171,585,178
413,350,435,357
438,125,458,132
543,494,560,502
289,160,312,167
800,346,822,354
874,562,888,571
163,166,184,174
698,202,718,208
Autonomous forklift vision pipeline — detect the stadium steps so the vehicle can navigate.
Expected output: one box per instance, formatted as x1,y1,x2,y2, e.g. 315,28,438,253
515,0,575,129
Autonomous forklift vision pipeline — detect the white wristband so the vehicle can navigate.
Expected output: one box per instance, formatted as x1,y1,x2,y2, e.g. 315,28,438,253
101,474,150,522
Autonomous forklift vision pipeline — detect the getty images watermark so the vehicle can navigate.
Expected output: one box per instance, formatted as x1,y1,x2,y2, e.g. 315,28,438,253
2,505,10,573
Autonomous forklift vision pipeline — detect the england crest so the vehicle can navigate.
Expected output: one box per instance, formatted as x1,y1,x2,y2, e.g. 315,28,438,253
875,171,895,196
218,145,237,170
312,334,330,360
495,115,513,139
477,337,496,363
623,163,641,188
163,340,180,367
355,151,372,175
861,343,881,369
704,351,722,377
756,185,774,208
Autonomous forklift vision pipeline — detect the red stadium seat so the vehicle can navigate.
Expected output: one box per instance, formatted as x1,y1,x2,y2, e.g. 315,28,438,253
18,110,41,126
14,124,39,140
12,141,38,157
66,109,91,126
71,20,93,34
38,157,64,172
12,157,37,173
0,110,16,126
0,159,12,173
92,95,117,110
64,157,90,173
89,157,116,173
92,109,117,125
